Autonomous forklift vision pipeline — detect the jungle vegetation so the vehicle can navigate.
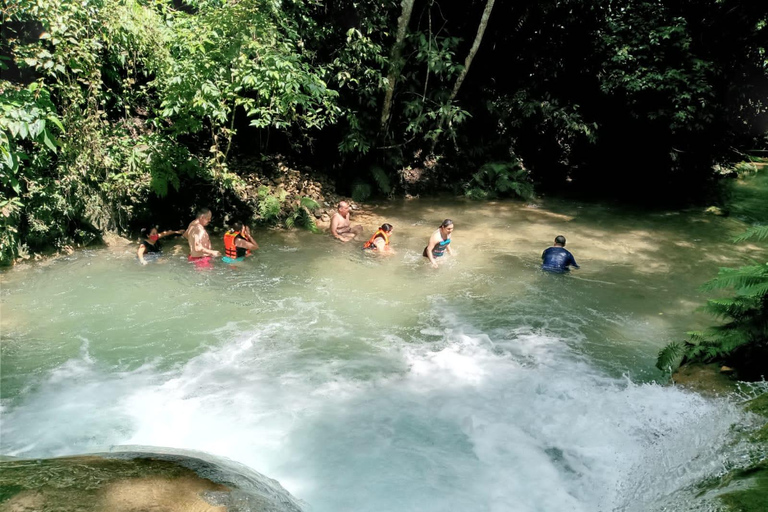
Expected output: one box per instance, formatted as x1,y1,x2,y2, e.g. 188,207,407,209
2,0,766,262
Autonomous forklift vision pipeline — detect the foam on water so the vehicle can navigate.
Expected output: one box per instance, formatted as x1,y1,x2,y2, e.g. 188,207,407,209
0,301,753,512
3,200,767,511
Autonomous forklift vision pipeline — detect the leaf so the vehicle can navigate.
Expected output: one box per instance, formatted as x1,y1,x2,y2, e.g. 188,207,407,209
42,132,57,152
47,116,64,133
656,341,685,373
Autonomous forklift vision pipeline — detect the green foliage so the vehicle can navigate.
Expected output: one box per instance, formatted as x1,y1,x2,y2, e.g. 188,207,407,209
1,0,342,262
1,0,766,261
256,185,287,223
370,165,391,195
464,188,489,200
464,160,534,200
0,82,64,264
351,181,372,203
256,186,318,232
285,198,320,233
734,226,768,243
156,0,340,167
489,90,597,174
600,3,716,132
655,341,686,374
735,162,761,174
657,229,768,378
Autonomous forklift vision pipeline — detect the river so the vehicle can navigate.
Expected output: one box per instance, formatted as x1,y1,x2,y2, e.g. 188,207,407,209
1,197,766,511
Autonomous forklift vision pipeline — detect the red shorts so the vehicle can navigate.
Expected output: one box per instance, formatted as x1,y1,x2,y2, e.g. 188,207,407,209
188,255,213,269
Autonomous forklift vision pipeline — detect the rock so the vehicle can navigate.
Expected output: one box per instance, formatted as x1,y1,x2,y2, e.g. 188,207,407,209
704,206,728,217
102,233,134,247
0,450,303,512
671,363,738,396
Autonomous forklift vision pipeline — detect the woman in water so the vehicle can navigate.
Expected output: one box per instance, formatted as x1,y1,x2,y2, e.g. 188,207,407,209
423,219,454,268
362,223,394,253
137,225,184,265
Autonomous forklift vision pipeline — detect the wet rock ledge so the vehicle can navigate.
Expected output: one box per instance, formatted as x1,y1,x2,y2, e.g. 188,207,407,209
0,451,303,512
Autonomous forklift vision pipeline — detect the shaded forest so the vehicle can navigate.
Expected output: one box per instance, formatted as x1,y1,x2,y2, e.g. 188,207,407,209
1,0,767,263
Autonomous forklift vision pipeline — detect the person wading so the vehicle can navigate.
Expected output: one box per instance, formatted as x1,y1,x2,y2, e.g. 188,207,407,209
183,208,220,267
423,219,454,268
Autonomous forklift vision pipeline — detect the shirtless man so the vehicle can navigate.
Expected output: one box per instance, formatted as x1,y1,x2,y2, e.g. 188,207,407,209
184,208,220,263
330,201,363,242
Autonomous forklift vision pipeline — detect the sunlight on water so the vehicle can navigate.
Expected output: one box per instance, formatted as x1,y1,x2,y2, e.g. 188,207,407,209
1,198,766,511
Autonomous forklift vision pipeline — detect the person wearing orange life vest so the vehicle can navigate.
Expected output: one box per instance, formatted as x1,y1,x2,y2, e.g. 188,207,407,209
362,223,394,253
222,221,259,263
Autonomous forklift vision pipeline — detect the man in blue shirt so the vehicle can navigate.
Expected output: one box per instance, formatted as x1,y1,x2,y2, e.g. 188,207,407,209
541,235,580,273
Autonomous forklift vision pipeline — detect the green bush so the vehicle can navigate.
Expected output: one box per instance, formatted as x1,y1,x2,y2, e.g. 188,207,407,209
657,226,768,379
464,160,534,200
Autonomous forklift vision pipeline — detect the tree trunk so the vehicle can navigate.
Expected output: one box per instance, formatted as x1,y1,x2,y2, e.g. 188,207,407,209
433,0,495,147
379,0,416,135
450,0,495,102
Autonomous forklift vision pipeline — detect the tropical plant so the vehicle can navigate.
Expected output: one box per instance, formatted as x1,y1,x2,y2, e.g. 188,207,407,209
464,160,534,201
0,81,64,263
256,185,287,224
285,197,320,233
657,226,768,379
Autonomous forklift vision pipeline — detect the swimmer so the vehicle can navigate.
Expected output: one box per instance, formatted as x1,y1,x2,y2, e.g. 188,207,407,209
423,219,454,268
362,223,394,253
541,235,580,273
137,225,184,265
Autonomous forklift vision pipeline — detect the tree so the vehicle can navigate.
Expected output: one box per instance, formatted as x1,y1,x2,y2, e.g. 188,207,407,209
379,0,416,135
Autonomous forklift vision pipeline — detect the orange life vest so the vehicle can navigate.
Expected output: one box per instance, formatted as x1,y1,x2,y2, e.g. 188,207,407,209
362,229,391,250
224,231,250,259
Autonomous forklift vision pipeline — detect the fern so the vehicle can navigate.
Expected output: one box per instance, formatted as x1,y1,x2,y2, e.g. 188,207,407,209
285,204,320,233
733,225,768,243
351,181,372,203
465,160,534,200
370,165,391,194
656,341,686,372
257,185,284,223
700,265,768,293
465,187,489,200
299,197,319,211
657,225,768,378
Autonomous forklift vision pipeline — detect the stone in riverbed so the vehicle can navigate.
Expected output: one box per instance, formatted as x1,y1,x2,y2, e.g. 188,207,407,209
671,363,738,396
0,451,303,512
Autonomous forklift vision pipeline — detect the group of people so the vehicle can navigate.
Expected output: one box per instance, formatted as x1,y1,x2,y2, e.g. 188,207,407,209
137,201,579,273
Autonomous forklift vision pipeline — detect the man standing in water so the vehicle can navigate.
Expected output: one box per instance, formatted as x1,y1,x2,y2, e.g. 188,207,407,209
330,200,363,242
184,208,220,266
541,235,580,273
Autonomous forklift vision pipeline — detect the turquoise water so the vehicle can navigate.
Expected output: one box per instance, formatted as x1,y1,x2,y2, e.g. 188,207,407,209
1,198,766,511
